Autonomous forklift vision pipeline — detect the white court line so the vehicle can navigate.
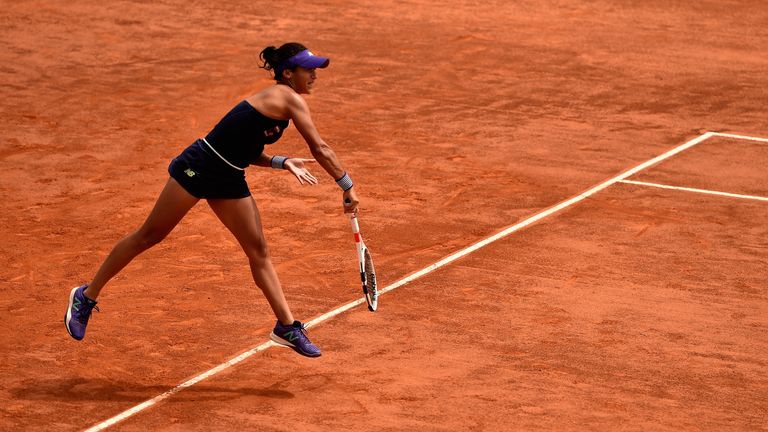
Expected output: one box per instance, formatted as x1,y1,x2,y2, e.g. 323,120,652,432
618,179,768,202
85,131,717,432
83,341,278,431
711,132,768,143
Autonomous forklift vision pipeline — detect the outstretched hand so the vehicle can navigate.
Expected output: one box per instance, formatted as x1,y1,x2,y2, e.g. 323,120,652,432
284,158,318,185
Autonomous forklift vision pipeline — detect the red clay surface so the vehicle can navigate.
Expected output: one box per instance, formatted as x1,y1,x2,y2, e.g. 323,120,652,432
2,0,767,431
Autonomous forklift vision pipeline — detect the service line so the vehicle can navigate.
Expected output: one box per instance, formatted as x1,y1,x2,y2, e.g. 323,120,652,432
711,132,768,143
619,179,768,202
85,131,717,432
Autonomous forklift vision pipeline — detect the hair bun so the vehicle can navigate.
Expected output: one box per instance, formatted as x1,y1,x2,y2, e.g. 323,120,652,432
259,46,279,71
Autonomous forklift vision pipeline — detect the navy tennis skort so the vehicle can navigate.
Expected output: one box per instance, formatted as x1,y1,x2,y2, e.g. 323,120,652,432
168,139,251,199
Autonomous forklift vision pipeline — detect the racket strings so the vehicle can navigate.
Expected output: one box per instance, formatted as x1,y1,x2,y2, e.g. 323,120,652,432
363,255,378,304
364,262,376,285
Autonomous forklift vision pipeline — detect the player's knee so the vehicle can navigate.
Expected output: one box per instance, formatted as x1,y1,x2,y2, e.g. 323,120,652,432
244,240,270,262
133,227,168,251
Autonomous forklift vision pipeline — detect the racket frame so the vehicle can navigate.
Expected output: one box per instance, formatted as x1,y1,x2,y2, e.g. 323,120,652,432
347,213,378,311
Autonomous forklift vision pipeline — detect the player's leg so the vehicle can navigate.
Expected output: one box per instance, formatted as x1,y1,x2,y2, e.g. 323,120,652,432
207,196,320,357
207,196,293,323
65,178,198,340
86,177,199,298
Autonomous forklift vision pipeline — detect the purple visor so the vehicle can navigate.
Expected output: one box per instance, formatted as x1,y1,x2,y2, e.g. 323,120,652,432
277,49,330,75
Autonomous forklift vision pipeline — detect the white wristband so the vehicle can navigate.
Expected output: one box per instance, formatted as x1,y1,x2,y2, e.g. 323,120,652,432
335,172,354,191
271,156,288,169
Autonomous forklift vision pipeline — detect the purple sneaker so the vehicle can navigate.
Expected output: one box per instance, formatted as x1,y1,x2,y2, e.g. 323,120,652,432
64,285,99,341
269,320,321,357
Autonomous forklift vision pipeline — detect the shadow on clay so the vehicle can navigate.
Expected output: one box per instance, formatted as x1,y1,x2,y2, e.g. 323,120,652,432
10,378,294,402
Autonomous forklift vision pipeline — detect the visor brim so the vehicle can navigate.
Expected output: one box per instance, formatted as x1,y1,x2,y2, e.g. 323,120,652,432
295,56,330,69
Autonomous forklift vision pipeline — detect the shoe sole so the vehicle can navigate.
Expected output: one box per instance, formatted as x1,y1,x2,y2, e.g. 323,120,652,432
64,286,83,341
269,332,321,358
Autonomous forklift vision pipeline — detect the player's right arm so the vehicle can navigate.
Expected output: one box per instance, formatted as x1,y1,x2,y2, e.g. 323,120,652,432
287,92,359,213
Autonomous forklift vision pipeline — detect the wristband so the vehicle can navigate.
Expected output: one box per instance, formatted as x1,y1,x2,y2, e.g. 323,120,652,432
335,172,354,191
271,155,288,169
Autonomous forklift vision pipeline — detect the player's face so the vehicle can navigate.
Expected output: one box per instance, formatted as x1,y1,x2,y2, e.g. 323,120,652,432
290,67,317,94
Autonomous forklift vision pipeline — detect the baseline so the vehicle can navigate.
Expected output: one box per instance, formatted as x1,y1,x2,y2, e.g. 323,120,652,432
84,131,716,432
619,180,768,202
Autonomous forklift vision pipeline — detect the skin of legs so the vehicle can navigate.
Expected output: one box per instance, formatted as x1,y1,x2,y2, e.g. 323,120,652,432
83,177,294,326
207,196,295,326
84,178,199,299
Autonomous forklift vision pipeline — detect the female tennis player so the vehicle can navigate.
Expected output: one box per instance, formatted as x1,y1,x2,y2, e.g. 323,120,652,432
64,42,358,358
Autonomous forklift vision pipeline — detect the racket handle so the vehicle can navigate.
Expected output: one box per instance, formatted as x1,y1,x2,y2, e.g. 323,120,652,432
344,198,359,221
348,213,360,233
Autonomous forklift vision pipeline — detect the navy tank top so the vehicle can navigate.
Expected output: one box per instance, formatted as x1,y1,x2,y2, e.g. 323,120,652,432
204,100,290,168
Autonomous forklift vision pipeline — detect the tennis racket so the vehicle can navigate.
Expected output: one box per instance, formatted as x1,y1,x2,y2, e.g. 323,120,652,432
347,212,378,312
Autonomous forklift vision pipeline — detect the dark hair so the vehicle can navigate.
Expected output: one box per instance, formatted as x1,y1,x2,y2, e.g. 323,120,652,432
260,42,307,81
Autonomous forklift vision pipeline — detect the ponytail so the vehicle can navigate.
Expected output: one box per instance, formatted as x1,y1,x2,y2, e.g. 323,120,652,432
259,42,308,81
259,46,280,71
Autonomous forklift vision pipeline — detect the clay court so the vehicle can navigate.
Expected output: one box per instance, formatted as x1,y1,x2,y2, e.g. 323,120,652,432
2,1,767,430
